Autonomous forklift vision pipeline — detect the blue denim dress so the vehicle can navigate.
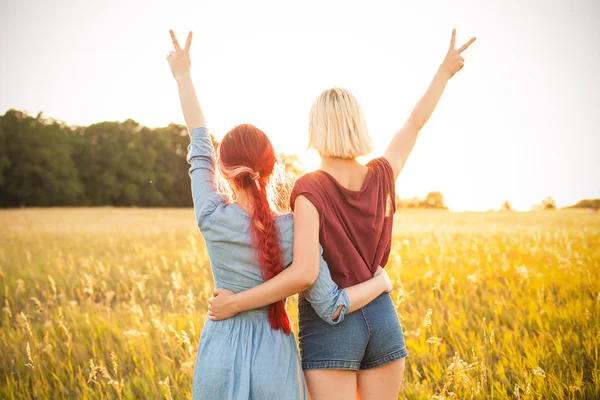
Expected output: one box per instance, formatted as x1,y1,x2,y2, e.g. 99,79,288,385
187,127,351,400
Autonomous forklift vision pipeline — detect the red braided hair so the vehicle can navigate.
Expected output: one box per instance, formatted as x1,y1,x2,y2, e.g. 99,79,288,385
217,124,291,334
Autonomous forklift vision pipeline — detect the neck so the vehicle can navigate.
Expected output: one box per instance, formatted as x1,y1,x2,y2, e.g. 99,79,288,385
235,189,254,213
320,156,359,170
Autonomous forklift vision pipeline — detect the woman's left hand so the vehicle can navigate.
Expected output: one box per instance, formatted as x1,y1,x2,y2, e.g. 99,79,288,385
167,29,193,81
439,29,477,79
207,288,240,320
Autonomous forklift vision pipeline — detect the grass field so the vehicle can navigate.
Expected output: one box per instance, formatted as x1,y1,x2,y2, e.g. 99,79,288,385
1,208,599,399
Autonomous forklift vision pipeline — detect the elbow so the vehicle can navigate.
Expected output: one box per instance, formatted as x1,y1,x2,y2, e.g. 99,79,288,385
298,275,317,292
297,265,319,291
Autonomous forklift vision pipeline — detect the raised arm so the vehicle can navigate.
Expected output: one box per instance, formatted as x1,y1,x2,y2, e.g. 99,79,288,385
207,196,392,324
167,30,215,225
167,30,206,130
384,29,476,179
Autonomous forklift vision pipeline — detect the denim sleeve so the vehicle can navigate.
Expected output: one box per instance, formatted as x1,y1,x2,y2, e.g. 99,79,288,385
303,247,351,325
187,127,218,226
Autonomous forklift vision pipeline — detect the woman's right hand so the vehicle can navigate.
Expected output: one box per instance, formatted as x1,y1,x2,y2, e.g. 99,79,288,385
374,266,393,293
207,288,240,320
167,30,193,81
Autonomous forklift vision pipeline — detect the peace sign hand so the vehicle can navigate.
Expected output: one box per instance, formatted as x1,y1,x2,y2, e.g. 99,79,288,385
167,30,193,81
440,29,476,79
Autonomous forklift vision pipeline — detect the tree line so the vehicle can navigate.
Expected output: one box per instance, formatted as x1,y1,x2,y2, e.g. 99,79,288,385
0,109,305,208
0,109,445,210
1,109,596,210
0,110,193,207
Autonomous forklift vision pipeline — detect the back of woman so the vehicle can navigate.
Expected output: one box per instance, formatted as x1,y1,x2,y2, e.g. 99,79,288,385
294,28,476,398
197,209,309,400
289,88,408,400
290,157,395,288
165,30,344,400
187,124,307,399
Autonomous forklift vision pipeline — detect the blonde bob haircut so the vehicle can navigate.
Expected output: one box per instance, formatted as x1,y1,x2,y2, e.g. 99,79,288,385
308,88,373,159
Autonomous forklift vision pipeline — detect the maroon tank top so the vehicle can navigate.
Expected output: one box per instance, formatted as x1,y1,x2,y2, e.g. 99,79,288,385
290,157,396,288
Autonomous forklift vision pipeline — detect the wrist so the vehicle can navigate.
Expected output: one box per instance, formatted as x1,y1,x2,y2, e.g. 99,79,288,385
231,294,244,313
436,66,452,81
175,73,192,83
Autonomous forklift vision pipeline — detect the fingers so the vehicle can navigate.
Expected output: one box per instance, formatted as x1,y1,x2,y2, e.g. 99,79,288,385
449,28,456,50
457,36,477,53
185,31,193,52
169,29,181,51
169,29,193,52
207,303,217,319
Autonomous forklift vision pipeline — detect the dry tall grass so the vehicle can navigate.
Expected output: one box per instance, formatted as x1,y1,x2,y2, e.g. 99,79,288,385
0,208,598,399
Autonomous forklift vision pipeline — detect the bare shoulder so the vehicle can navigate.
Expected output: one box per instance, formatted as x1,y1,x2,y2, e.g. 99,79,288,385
366,157,394,176
293,171,323,188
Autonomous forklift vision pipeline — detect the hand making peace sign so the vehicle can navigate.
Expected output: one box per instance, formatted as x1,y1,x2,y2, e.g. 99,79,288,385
167,30,193,81
440,29,477,79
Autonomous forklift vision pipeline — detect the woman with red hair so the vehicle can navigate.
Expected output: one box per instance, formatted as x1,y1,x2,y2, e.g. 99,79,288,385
166,31,392,399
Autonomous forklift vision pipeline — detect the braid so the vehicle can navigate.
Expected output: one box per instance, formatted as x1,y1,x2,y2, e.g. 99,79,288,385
217,123,292,334
249,178,291,334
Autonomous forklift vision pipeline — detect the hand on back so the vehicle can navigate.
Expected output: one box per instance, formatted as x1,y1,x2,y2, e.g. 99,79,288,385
207,288,239,320
167,30,193,81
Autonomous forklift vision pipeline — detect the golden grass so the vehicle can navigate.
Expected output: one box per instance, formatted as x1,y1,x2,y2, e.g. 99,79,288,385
0,208,598,399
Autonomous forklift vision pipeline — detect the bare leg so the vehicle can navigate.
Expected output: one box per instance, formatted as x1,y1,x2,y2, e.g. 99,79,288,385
357,359,405,400
304,370,357,400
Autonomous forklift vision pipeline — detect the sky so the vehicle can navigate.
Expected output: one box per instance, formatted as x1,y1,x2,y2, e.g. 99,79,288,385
1,0,599,211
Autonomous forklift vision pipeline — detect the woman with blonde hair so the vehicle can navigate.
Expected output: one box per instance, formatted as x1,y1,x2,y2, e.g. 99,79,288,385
209,29,476,399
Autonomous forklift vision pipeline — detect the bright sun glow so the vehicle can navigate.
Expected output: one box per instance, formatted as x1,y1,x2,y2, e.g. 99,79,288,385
1,0,598,211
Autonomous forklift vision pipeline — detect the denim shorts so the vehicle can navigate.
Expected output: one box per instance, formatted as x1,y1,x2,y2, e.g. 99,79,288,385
298,292,408,370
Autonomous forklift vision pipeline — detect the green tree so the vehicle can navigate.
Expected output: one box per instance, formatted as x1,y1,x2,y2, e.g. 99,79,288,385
0,119,11,190
0,110,83,207
0,110,311,208
152,124,194,207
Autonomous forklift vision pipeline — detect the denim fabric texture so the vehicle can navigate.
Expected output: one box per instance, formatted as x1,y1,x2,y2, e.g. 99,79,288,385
298,292,408,371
